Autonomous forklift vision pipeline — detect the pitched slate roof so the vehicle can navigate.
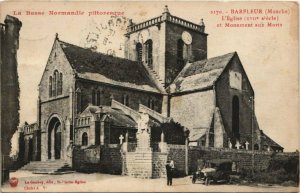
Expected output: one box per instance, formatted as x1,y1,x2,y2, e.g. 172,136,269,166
80,105,137,128
189,127,208,141
260,130,283,149
169,52,236,93
58,40,160,93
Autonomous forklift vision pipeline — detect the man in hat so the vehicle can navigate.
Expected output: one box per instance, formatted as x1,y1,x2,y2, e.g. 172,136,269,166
166,160,173,186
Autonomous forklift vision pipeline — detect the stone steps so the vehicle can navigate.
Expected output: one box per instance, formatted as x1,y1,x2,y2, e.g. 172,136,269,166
19,160,73,174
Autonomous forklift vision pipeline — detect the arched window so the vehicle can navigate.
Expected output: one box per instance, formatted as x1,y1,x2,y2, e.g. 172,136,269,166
92,90,96,105
96,90,101,106
82,132,88,146
58,73,63,95
232,96,240,141
136,43,142,62
57,74,61,96
49,76,52,97
144,40,153,68
177,39,184,67
76,88,82,114
52,71,57,97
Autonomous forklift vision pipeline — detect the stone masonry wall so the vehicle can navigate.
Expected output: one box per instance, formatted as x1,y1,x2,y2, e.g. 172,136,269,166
99,145,122,174
152,152,168,178
124,151,153,178
188,146,298,174
72,145,101,173
165,145,298,175
167,144,186,177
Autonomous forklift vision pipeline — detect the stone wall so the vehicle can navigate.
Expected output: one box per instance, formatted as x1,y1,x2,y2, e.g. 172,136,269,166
188,146,298,174
167,144,186,177
99,144,122,174
124,151,153,178
72,145,101,173
152,152,168,178
73,144,121,174
123,151,168,179
73,143,298,179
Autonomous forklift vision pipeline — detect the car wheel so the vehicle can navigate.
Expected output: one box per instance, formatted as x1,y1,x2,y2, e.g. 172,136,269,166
205,177,209,186
192,178,196,184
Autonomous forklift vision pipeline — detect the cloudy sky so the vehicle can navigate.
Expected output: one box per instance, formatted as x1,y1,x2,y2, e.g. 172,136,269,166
1,1,298,151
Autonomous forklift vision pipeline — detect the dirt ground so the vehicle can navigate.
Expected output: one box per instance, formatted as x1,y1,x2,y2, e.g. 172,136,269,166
1,171,299,192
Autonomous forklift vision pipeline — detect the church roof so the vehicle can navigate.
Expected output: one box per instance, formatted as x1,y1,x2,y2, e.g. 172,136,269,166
260,130,283,149
189,127,207,141
169,52,236,94
58,40,160,93
80,105,137,128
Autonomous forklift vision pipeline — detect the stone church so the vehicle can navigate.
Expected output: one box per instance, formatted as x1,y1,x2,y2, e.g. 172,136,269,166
19,6,283,170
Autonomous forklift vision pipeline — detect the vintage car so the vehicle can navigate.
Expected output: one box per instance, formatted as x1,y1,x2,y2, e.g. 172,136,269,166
192,159,234,185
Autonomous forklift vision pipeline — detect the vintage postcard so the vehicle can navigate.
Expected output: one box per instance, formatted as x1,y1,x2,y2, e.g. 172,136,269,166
0,1,299,192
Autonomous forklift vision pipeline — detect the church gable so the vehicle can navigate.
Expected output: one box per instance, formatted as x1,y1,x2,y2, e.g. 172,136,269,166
214,53,255,148
38,37,75,101
169,52,235,94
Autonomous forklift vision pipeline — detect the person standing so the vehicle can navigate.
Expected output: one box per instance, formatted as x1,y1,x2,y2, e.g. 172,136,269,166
166,160,173,186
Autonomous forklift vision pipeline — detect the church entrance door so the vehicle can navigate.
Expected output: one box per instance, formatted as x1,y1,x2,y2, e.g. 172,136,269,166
28,138,33,162
48,117,62,160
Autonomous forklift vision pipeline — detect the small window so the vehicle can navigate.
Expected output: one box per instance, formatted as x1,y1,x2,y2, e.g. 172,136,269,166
82,132,88,146
52,71,57,97
58,73,63,95
122,94,129,106
136,43,142,62
145,40,153,68
49,76,52,97
96,90,101,106
76,88,82,114
148,99,154,110
177,39,184,67
92,90,96,105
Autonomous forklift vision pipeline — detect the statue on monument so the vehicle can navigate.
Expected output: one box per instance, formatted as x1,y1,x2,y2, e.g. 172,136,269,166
137,112,150,134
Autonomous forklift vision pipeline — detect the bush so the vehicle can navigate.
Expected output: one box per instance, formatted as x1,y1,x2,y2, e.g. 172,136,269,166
239,155,299,185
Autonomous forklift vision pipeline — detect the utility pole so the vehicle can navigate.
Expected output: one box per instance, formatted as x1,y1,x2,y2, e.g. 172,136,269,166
184,129,190,176
251,96,254,177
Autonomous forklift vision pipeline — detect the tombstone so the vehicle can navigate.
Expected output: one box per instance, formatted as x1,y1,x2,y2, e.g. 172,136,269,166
125,132,128,142
119,134,124,144
228,139,232,149
245,141,249,150
161,131,165,143
235,140,241,149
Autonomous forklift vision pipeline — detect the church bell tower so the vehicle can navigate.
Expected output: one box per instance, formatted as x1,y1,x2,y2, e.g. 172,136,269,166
124,5,208,87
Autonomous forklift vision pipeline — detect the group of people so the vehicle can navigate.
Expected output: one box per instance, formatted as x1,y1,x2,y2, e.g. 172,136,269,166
165,160,175,186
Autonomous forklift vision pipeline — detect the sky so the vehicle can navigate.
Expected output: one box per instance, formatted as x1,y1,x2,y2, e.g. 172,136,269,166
1,1,299,151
